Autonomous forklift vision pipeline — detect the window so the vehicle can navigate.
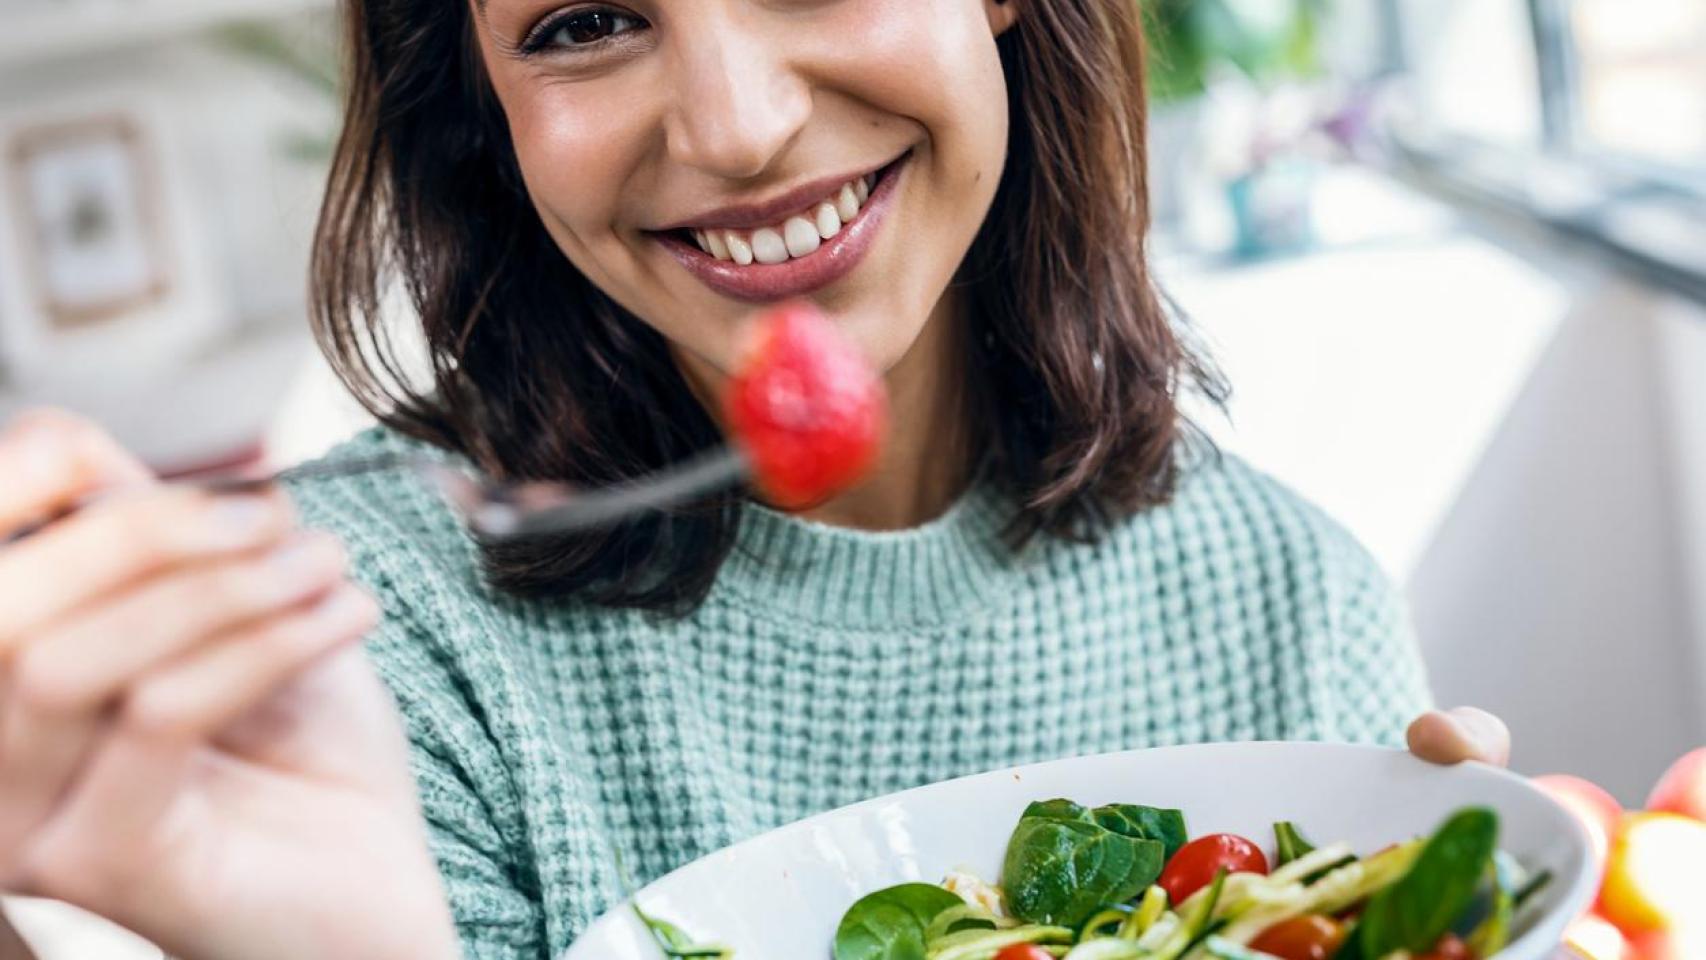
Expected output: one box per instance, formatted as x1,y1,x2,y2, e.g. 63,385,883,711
1388,0,1706,301
1569,0,1706,175
1396,0,1544,147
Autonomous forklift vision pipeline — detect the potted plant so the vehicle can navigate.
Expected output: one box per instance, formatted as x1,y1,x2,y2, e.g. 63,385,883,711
1142,0,1325,238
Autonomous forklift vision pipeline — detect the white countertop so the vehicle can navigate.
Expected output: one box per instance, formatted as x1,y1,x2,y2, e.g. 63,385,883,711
1162,168,1574,582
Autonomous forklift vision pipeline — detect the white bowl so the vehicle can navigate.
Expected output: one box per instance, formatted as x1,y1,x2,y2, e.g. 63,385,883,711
566,742,1597,960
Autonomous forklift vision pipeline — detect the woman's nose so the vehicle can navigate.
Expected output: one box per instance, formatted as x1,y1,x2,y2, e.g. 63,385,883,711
662,25,812,181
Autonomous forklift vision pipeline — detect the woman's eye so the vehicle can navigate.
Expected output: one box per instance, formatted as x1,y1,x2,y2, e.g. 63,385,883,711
535,8,646,50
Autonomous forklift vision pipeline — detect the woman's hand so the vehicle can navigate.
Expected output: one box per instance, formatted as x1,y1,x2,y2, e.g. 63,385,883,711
0,409,459,960
1407,707,1513,767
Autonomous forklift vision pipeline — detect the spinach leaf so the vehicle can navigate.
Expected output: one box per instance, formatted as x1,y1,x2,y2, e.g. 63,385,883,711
831,883,963,960
1357,807,1499,958
1273,821,1317,867
1093,804,1190,861
1017,799,1187,861
1001,815,1165,928
1023,798,1095,823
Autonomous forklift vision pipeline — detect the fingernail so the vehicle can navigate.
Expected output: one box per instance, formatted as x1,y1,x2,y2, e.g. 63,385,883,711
1447,709,1501,762
208,496,278,540
314,586,378,634
267,535,328,580
19,430,65,484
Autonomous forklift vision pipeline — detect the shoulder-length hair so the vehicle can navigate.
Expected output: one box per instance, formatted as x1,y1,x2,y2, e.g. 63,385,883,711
311,0,1225,615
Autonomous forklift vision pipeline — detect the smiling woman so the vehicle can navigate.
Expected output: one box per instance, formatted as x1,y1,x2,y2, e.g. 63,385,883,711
312,0,1218,610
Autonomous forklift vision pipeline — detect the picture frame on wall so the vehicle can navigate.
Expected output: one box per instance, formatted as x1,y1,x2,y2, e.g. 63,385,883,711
0,96,224,392
7,115,172,330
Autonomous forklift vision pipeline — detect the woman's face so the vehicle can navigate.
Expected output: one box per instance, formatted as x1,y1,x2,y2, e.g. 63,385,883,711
471,0,1018,382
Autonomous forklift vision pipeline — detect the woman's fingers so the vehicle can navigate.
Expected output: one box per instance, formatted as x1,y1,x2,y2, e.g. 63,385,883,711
14,585,379,909
0,407,349,903
1407,707,1513,767
121,582,379,741
0,487,296,653
0,528,347,873
0,524,328,880
11,531,349,715
0,408,153,533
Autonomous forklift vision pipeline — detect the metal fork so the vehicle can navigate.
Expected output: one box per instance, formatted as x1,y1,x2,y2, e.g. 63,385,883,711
4,446,750,546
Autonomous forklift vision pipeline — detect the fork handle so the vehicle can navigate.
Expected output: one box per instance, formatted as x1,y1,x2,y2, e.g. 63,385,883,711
2,451,444,545
200,451,440,493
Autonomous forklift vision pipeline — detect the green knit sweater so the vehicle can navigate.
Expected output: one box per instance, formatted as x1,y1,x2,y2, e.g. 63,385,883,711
282,426,1432,960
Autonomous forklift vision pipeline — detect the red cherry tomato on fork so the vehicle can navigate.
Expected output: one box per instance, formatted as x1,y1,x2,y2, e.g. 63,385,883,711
725,302,888,510
1157,833,1270,905
992,946,1054,960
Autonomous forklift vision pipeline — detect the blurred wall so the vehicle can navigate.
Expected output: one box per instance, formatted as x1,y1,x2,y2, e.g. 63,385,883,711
1169,166,1706,803
0,19,335,470
1660,304,1706,726
1409,284,1706,803
0,31,333,333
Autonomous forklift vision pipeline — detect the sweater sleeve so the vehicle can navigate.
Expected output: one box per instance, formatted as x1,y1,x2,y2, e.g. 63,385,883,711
369,617,549,960
283,445,551,960
1319,527,1435,747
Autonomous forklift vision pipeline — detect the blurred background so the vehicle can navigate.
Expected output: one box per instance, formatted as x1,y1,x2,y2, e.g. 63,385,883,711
0,0,1700,954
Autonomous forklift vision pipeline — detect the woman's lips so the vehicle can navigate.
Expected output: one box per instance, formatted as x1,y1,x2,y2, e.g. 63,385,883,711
656,155,908,304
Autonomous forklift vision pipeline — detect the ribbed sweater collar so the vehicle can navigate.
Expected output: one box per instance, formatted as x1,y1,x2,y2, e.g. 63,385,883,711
713,484,1022,630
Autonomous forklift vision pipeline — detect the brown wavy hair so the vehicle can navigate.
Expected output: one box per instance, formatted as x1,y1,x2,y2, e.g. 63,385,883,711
310,0,1226,614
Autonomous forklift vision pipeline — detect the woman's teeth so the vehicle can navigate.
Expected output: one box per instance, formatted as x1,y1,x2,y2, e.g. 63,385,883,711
690,175,873,266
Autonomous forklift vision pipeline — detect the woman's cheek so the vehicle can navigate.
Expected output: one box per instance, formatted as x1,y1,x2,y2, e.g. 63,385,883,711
510,84,655,237
821,18,1005,198
808,0,1002,130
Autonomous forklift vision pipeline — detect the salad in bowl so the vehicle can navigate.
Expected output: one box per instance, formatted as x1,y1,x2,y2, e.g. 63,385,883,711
563,743,1598,960
819,800,1546,960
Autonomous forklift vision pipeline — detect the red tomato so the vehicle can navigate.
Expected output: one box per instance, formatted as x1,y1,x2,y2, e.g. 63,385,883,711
1248,914,1347,960
725,302,887,510
1157,833,1270,904
1415,933,1473,960
992,946,1054,960
1645,747,1706,822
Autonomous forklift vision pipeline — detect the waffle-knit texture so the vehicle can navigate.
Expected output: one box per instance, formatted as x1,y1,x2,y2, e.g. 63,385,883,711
283,426,1432,959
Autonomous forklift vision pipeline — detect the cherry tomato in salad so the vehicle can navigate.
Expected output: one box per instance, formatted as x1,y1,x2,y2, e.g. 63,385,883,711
1157,833,1270,904
1248,914,1347,960
992,945,1054,960
1416,933,1475,960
